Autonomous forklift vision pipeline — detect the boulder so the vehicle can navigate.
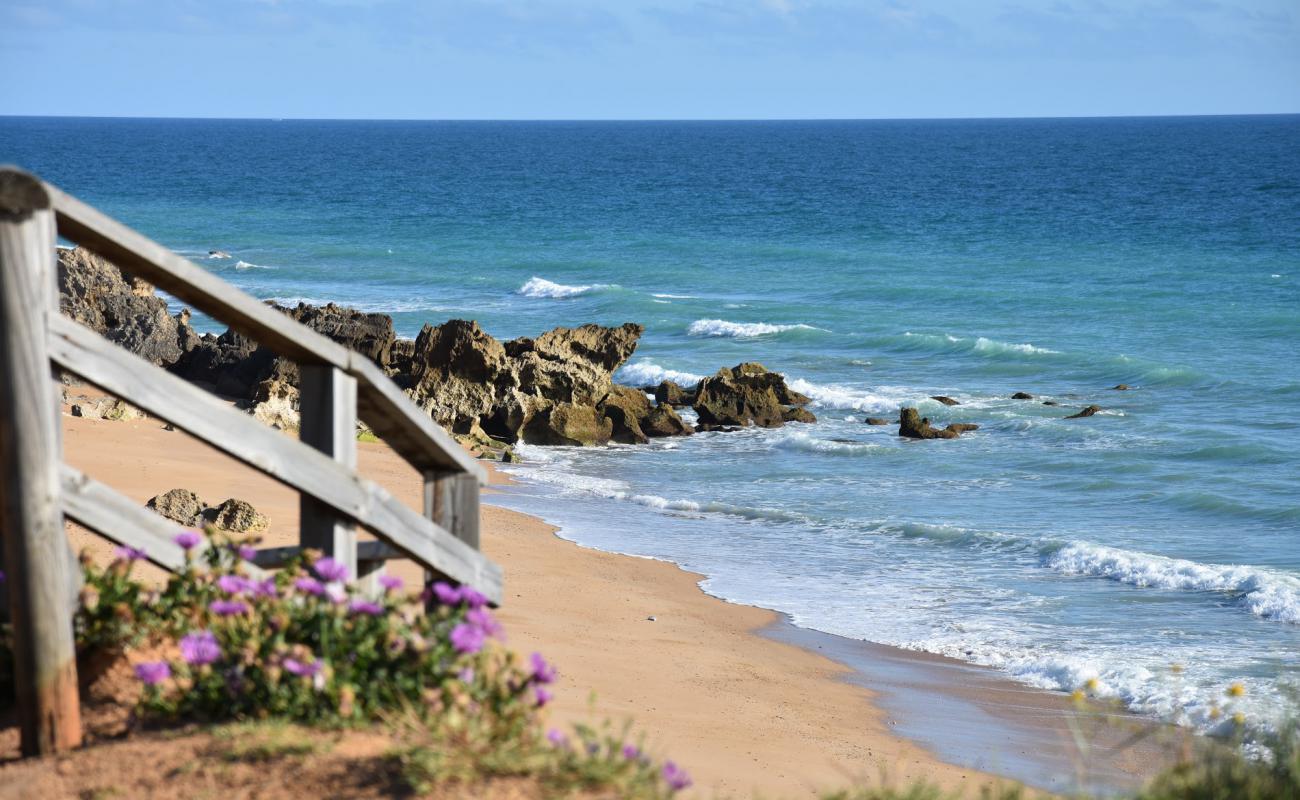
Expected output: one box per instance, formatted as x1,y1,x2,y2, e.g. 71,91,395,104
782,407,817,424
864,417,892,426
642,404,693,437
600,385,654,445
898,408,977,440
284,302,396,369
1065,405,1101,419
146,489,208,527
654,380,694,407
521,403,614,447
1042,400,1060,406
692,362,809,429
931,395,961,406
204,498,269,533
58,246,197,368
1011,392,1034,400
250,378,300,430
70,397,143,421
1112,384,1131,391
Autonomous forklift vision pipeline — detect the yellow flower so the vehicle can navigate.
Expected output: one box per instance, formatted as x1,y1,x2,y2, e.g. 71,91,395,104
1208,706,1222,720
1232,711,1246,726
1227,682,1246,698
1070,689,1086,704
1084,678,1100,692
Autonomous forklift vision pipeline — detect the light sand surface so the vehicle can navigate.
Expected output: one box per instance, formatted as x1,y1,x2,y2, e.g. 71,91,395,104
59,402,1006,798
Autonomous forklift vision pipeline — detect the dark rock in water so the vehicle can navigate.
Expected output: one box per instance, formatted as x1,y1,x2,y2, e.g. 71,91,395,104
654,380,695,407
58,246,197,368
931,395,961,406
1042,400,1060,406
782,406,817,424
898,408,976,440
1011,392,1034,400
642,404,693,437
600,385,653,445
696,423,742,433
1112,384,1131,391
1065,404,1102,419
521,402,614,447
146,488,208,527
692,362,807,429
204,498,269,533
864,417,892,426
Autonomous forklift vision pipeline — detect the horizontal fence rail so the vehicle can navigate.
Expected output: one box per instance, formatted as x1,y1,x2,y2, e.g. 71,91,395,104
0,165,502,758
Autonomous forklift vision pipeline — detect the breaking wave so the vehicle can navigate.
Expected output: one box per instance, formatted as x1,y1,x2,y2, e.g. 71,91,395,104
688,319,827,338
518,276,610,298
616,360,707,387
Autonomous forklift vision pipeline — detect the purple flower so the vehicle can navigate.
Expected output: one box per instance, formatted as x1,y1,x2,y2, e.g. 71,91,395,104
179,630,221,665
466,607,502,638
236,544,257,562
294,576,324,596
0,570,5,584
450,622,485,655
253,578,278,599
313,557,348,582
114,545,147,562
174,531,202,550
325,582,348,605
663,762,692,792
546,728,568,748
217,574,250,595
460,587,488,609
457,667,475,684
134,661,171,686
529,652,557,685
378,574,404,593
349,599,383,616
283,657,322,677
429,581,461,606
209,599,248,616
534,687,553,708
622,743,640,760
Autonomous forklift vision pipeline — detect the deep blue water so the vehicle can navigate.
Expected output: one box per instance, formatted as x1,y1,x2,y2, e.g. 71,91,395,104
4,115,1298,735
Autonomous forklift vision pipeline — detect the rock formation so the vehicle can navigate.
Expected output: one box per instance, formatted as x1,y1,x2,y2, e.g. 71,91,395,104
1011,392,1034,400
898,408,979,440
863,417,892,425
930,395,960,406
692,362,814,429
146,489,208,527
1065,405,1101,419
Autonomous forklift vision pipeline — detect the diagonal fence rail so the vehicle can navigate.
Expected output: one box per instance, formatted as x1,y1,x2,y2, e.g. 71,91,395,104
0,166,501,757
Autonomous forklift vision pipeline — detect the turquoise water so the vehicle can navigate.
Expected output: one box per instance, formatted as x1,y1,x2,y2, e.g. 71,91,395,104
5,115,1299,735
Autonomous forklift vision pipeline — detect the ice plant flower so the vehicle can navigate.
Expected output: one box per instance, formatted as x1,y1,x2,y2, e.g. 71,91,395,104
209,599,249,616
284,657,322,678
450,622,485,654
457,667,475,684
622,743,640,761
529,652,557,685
217,575,250,595
134,661,171,685
534,687,552,708
460,586,488,609
324,582,348,605
313,557,348,582
377,574,404,593
662,761,692,792
173,530,202,550
179,630,221,665
546,728,569,748
349,599,383,616
236,544,257,562
253,578,278,599
294,576,324,596
429,581,461,606
466,607,502,638
114,545,147,561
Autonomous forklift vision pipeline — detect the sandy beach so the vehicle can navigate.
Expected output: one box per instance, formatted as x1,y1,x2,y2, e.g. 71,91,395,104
52,397,1174,797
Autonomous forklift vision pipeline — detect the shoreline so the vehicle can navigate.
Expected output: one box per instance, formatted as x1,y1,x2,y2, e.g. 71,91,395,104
54,402,1174,796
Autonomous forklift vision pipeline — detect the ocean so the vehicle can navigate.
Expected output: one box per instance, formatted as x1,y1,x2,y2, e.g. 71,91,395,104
5,115,1298,737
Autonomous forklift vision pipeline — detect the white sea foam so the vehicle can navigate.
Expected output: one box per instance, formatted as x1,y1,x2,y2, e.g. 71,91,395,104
616,359,706,387
234,260,272,270
902,331,1060,356
687,319,826,338
785,378,913,412
1045,542,1300,624
518,276,609,298
651,293,695,299
776,431,884,456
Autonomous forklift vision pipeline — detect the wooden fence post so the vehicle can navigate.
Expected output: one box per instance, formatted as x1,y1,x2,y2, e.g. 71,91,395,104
423,470,480,588
298,364,361,582
0,166,83,755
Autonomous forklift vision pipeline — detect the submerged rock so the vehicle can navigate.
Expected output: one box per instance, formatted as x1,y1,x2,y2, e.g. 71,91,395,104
898,408,977,440
930,395,960,406
1065,404,1102,419
863,417,892,426
782,406,817,424
1112,384,1131,391
1011,392,1034,400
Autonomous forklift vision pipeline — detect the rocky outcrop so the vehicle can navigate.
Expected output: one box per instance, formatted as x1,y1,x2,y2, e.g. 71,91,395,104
146,489,208,527
1011,392,1034,400
692,363,813,429
250,378,300,430
1065,405,1101,419
864,417,891,425
930,395,960,406
782,407,817,424
643,404,692,437
58,247,196,368
521,403,614,447
898,408,979,440
653,381,694,407
600,385,654,445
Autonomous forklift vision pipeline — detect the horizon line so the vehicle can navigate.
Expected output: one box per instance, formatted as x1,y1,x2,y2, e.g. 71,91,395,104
4,112,1299,124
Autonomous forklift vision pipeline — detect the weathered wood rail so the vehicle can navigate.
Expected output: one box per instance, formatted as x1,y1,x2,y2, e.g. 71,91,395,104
0,165,501,757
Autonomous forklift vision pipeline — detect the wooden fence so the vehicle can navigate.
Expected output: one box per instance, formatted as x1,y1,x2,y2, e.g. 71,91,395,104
0,165,501,757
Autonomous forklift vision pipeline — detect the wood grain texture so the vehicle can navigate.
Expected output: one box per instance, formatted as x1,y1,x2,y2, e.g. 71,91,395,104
48,316,501,601
298,364,359,579
0,167,82,755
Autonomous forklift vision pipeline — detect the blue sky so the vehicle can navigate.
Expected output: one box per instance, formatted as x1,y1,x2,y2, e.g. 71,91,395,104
2,0,1297,119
